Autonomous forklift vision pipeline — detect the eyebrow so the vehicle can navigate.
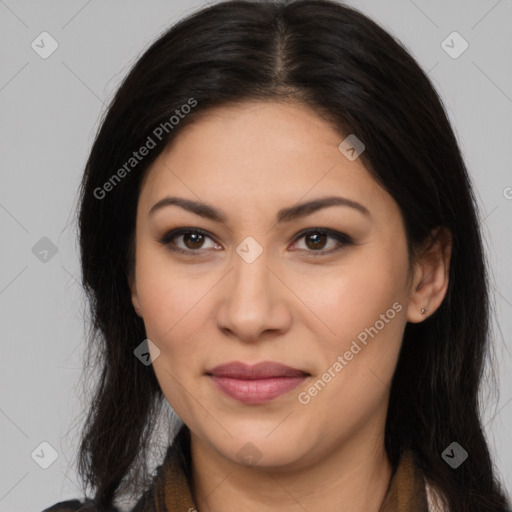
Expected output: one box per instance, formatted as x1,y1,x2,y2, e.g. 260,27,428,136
148,195,371,223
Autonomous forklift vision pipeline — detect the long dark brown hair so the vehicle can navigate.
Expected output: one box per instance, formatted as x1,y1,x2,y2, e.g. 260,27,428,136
73,1,510,510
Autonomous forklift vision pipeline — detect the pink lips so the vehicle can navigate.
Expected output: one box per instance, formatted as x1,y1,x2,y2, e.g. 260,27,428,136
206,361,309,404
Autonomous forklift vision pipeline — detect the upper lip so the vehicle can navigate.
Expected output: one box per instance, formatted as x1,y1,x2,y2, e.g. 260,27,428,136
206,361,310,379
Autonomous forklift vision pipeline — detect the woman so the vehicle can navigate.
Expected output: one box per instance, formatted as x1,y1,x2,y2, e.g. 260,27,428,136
43,1,511,511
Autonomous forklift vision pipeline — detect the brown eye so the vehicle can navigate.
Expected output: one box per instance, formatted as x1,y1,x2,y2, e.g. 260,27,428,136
182,232,206,249
159,228,219,254
304,232,328,250
292,229,352,255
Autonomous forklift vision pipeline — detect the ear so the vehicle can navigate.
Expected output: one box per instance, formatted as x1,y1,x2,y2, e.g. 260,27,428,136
406,226,452,323
128,272,143,318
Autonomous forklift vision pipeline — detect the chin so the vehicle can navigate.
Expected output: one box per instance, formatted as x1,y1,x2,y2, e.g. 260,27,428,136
214,428,308,469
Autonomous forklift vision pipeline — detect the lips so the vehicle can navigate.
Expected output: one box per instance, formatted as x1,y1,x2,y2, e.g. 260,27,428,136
206,361,310,404
206,361,310,379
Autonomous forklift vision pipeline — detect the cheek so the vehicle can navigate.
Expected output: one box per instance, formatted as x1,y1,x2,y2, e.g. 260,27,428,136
134,252,209,413
134,245,199,350
293,247,408,351
295,263,407,436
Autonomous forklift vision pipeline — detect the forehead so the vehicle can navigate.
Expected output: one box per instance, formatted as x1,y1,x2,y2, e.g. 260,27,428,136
138,101,396,224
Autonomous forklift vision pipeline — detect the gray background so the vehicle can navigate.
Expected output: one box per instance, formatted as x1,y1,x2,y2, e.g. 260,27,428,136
0,0,511,510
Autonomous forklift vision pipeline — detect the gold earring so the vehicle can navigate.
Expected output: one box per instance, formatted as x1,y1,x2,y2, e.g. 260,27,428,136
421,307,428,315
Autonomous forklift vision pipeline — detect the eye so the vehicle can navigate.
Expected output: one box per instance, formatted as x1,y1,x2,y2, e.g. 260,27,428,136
159,227,352,256
159,228,220,254
290,228,353,255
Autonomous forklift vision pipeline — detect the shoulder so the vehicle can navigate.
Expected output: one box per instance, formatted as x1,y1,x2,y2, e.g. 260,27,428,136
41,498,120,512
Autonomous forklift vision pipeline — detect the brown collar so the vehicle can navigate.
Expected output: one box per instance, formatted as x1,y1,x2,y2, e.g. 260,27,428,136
144,444,429,512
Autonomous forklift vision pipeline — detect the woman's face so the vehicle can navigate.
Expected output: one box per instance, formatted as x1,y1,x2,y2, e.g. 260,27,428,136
130,100,423,470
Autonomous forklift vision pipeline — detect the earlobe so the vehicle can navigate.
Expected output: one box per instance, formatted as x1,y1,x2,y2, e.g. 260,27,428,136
406,226,452,324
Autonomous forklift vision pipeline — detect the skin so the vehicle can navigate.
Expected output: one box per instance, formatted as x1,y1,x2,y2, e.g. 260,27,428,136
129,100,452,512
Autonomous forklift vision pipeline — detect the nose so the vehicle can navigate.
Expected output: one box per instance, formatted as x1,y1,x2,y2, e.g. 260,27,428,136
216,248,292,344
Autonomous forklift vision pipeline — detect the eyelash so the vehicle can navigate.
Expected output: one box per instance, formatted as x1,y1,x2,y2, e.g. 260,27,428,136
158,227,353,257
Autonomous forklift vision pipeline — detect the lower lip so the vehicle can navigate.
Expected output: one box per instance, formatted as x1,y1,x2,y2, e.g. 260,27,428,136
208,375,308,404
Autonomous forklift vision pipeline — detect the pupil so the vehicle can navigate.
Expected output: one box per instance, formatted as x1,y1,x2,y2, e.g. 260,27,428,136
306,233,326,250
185,233,203,249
